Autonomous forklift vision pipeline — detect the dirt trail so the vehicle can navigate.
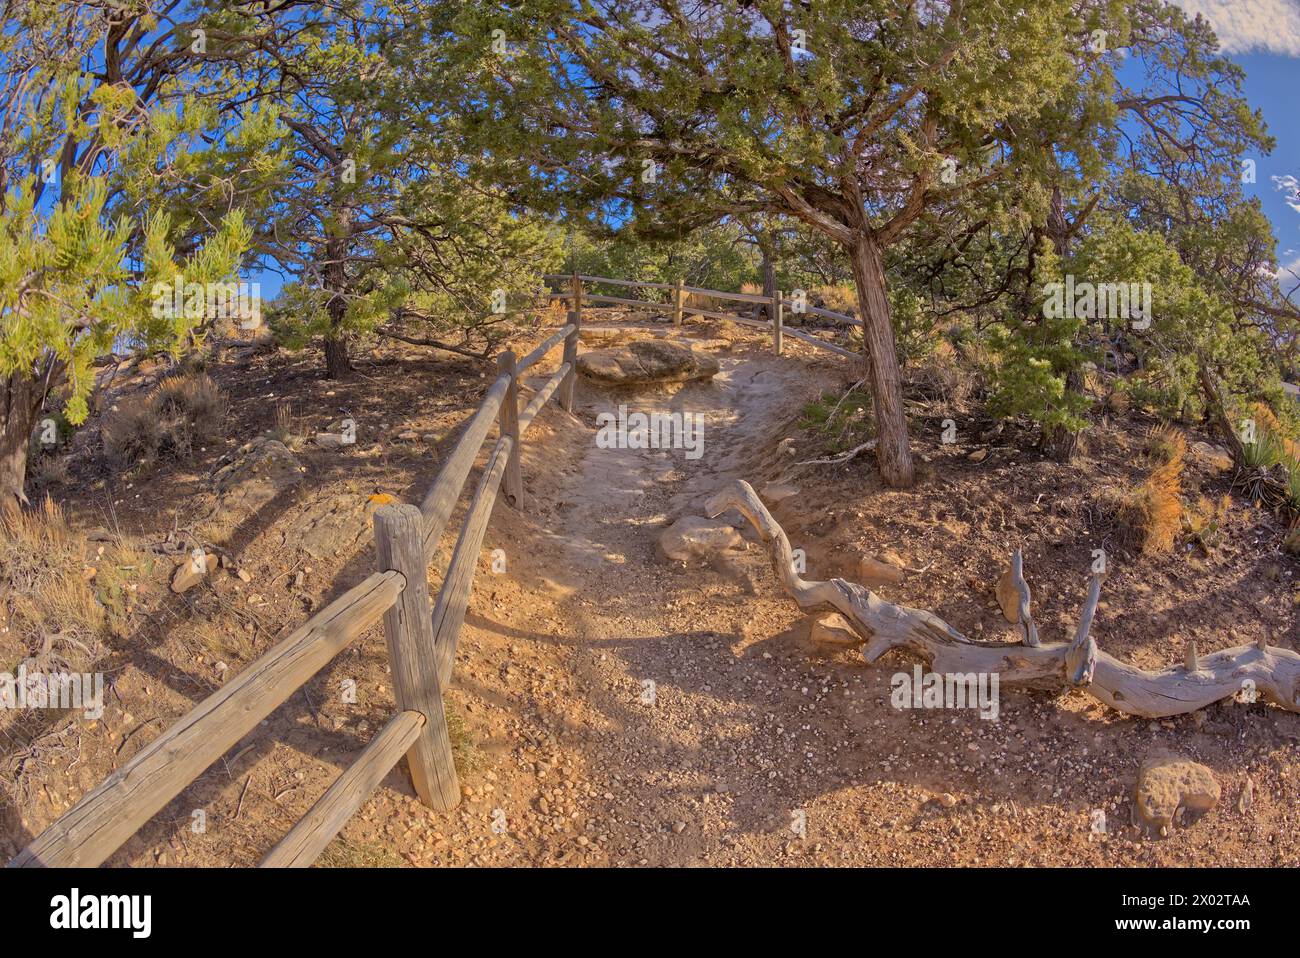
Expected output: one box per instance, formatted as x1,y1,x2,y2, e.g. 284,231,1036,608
452,329,1300,868
521,346,851,865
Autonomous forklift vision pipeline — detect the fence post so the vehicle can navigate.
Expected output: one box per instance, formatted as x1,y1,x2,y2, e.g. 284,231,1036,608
497,349,524,506
773,289,784,355
373,504,460,811
560,273,582,413
673,278,684,327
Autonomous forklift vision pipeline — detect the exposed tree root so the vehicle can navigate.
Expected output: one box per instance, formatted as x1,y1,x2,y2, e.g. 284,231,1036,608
706,479,1300,718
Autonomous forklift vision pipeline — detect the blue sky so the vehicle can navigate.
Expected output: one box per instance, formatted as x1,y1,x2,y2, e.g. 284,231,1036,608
1172,1,1300,287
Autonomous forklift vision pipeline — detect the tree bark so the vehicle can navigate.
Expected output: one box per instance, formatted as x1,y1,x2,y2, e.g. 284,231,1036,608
324,333,351,379
848,233,915,488
1041,367,1084,462
322,197,354,379
0,373,38,506
1040,185,1083,462
759,239,777,323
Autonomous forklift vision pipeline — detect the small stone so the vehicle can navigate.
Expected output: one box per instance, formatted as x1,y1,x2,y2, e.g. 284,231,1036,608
809,613,860,645
1238,777,1255,814
760,482,801,503
995,563,1020,623
857,554,904,588
1134,748,1220,832
672,821,687,834
170,554,217,593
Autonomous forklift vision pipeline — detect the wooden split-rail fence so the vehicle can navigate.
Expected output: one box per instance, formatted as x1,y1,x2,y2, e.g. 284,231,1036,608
544,273,864,360
9,271,860,868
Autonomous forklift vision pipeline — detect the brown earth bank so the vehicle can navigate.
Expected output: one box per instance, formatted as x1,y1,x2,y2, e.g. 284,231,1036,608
3,313,1298,867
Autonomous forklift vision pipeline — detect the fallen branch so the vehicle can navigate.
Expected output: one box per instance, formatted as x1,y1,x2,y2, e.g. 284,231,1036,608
705,479,1300,718
376,327,494,360
796,438,877,467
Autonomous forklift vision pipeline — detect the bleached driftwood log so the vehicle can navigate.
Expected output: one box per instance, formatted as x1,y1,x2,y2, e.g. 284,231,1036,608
706,480,1300,718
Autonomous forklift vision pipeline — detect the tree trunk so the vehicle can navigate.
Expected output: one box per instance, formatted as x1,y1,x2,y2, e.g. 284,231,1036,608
848,233,915,488
324,333,351,379
0,373,38,506
1199,362,1246,465
322,199,354,379
1040,185,1084,462
760,241,777,323
1041,366,1083,462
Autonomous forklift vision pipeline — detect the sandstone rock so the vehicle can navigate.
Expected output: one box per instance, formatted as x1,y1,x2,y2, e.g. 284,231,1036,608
578,340,720,386
171,553,217,593
809,613,860,645
211,437,304,517
760,482,800,504
858,554,904,588
659,516,745,563
1190,441,1234,473
1134,749,1220,833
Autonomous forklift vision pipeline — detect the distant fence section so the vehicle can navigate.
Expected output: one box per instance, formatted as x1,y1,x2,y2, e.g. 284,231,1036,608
543,274,863,360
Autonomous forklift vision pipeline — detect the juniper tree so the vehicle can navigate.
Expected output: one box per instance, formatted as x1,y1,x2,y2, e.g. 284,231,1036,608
0,1,290,504
447,0,1089,487
243,1,562,377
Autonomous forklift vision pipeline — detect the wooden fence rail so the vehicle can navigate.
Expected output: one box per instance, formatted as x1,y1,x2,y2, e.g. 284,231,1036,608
9,291,584,869
13,268,849,869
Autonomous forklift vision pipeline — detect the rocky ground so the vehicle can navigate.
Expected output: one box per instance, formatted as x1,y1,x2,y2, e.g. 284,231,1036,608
3,312,1298,867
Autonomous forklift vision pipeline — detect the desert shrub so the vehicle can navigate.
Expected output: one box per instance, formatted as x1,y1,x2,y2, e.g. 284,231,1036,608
890,286,938,366
1232,400,1300,513
1145,422,1187,466
103,373,226,468
1284,518,1300,556
812,284,857,315
1107,425,1185,555
908,340,978,409
985,312,1091,450
1185,494,1232,552
800,384,872,453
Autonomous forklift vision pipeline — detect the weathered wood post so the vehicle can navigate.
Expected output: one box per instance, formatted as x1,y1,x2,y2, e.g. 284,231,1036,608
773,289,784,355
372,504,460,811
497,349,524,506
673,278,684,327
559,272,582,413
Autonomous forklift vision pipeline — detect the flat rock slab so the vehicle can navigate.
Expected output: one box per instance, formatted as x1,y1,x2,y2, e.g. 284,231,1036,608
211,437,305,517
578,340,720,386
659,516,745,563
1135,748,1220,833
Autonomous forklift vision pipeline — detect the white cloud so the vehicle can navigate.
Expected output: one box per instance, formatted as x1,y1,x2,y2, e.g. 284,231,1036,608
1173,0,1300,56
1273,175,1300,215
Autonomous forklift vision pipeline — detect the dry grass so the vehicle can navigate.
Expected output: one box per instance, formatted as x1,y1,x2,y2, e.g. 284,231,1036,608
908,340,979,409
316,836,407,868
812,284,858,315
103,372,226,469
1108,424,1186,555
0,497,141,681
